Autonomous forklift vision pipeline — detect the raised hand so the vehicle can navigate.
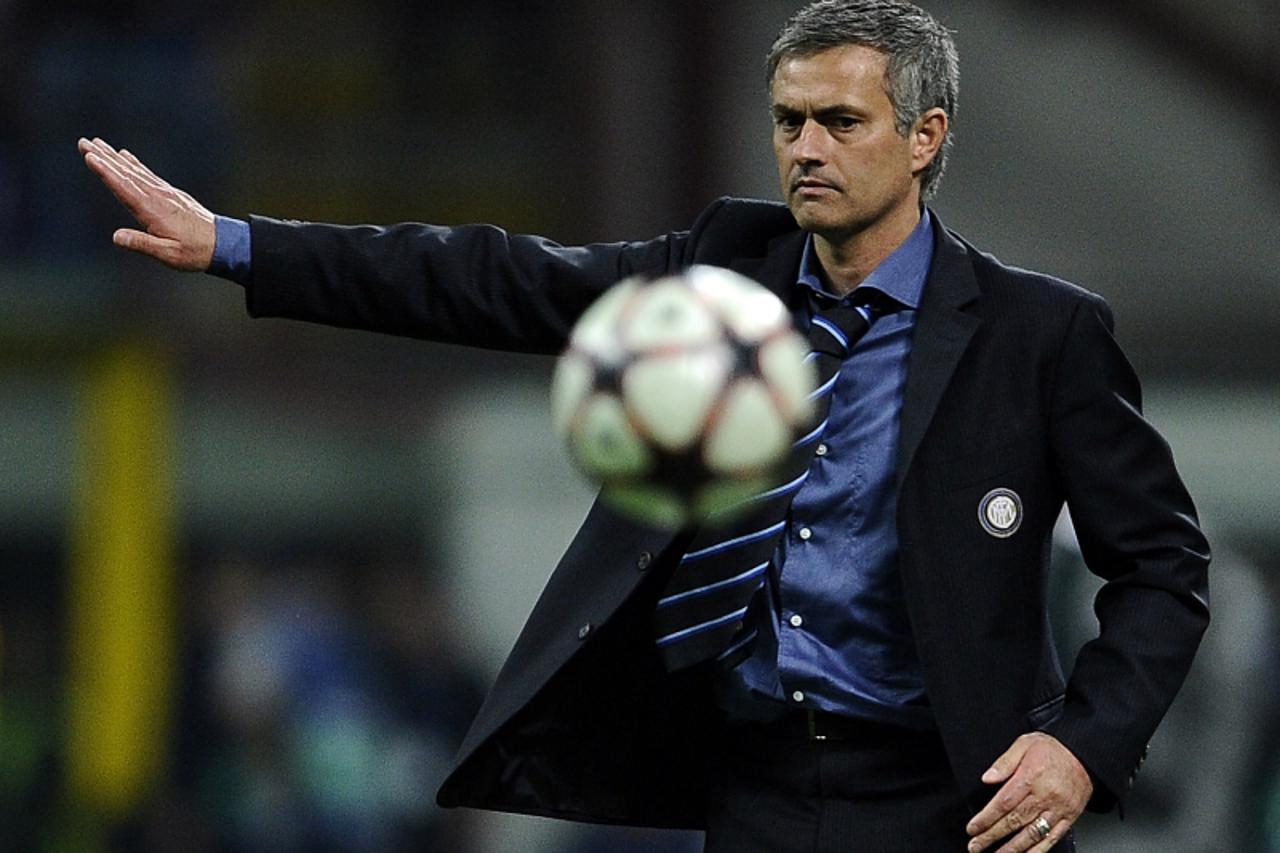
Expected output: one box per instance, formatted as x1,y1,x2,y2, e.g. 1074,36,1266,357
78,137,217,271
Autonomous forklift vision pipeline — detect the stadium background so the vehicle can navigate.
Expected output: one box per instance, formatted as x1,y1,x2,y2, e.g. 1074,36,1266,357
1,0,1276,850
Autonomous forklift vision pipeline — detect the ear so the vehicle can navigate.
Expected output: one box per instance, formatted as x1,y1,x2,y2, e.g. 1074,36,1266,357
910,108,948,176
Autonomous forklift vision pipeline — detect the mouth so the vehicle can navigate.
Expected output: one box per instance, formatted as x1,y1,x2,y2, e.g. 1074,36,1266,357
792,178,839,196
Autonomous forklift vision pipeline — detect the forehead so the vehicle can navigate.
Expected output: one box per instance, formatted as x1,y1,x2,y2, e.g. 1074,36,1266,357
770,44,892,109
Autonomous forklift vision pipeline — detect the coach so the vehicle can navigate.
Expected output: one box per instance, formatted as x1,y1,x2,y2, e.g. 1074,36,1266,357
80,1,1209,850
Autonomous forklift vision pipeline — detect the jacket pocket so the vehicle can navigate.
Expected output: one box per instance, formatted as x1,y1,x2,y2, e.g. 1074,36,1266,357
1026,693,1065,730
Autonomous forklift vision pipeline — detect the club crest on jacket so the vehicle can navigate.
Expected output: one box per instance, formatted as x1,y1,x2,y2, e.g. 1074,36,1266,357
979,488,1022,538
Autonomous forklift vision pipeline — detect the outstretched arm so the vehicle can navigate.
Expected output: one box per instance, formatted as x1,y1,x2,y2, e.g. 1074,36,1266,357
79,134,700,353
78,137,217,272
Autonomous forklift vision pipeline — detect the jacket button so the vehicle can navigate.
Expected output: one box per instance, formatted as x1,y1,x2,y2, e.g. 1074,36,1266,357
578,622,592,640
636,551,652,571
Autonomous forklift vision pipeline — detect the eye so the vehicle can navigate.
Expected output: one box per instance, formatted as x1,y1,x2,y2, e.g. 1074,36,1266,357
828,115,860,131
773,112,802,133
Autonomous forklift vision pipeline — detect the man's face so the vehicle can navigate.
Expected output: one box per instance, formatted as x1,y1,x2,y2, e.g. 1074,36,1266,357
771,45,921,243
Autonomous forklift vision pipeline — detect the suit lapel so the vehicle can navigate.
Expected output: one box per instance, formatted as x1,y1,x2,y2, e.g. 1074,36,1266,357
896,223,981,487
726,219,979,486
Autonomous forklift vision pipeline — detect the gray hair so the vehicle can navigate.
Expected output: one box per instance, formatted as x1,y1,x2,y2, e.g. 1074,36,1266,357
767,0,959,200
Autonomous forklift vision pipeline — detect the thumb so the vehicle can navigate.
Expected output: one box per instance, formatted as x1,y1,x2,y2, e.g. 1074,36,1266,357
113,228,182,266
982,736,1032,784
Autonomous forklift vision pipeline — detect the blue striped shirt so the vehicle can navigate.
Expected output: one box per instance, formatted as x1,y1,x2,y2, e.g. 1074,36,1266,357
719,210,936,729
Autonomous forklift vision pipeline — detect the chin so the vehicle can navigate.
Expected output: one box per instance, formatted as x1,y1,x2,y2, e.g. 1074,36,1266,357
789,200,834,231
790,204,856,238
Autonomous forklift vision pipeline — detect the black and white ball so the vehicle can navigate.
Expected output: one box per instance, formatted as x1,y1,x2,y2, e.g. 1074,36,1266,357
551,265,816,527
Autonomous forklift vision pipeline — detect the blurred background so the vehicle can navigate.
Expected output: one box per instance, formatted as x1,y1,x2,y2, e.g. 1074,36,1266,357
1,0,1276,850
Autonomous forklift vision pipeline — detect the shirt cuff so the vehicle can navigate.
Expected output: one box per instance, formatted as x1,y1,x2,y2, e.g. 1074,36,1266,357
206,215,252,285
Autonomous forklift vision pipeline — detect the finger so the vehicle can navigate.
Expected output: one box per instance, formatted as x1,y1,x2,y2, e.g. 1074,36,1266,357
87,148,174,226
991,826,1038,853
1027,818,1071,853
983,735,1033,784
115,149,169,192
1024,814,1075,850
967,773,1033,837
967,795,1037,853
89,142,181,211
91,136,120,156
118,148,162,181
87,138,127,169
113,228,181,264
90,143,167,194
88,139,142,179
993,815,1059,853
84,150,148,212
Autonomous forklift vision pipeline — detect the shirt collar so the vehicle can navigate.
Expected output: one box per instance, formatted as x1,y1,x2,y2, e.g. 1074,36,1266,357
796,208,934,310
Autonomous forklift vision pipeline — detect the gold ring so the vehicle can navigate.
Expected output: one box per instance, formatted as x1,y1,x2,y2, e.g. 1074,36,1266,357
1030,816,1052,842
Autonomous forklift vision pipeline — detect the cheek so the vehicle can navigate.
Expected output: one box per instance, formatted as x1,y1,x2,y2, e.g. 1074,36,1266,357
774,146,792,186
848,145,909,189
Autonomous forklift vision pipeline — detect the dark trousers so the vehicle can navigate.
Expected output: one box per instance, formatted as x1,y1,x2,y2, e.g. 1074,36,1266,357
703,712,1075,853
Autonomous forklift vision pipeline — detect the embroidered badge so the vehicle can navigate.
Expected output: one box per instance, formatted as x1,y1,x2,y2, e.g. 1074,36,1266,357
978,488,1022,538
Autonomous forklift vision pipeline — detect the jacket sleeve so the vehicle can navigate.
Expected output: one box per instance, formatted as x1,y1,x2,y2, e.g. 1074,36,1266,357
241,215,696,355
1040,293,1211,809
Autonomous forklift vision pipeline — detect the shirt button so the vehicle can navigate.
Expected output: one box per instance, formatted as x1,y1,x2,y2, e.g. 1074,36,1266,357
578,623,592,640
815,443,828,457
636,551,652,572
789,614,804,628
798,527,812,541
792,690,805,703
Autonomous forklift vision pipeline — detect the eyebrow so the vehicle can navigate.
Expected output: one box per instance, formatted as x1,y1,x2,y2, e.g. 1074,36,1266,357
771,103,868,120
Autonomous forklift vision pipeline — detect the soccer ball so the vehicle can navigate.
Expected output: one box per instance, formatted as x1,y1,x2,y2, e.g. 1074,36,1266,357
551,265,817,527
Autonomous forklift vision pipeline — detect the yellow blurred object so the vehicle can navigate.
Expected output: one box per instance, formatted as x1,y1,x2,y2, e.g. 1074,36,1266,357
66,342,176,817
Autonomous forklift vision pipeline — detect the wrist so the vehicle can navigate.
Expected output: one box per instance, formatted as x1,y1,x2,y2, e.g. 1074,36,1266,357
207,215,252,283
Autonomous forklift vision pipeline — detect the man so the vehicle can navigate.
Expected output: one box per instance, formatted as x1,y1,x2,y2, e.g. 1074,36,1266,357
80,1,1210,850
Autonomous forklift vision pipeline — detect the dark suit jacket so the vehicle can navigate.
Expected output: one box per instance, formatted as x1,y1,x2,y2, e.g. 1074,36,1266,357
242,197,1210,828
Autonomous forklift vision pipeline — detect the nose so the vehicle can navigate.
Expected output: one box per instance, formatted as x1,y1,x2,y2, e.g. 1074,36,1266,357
791,119,828,166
